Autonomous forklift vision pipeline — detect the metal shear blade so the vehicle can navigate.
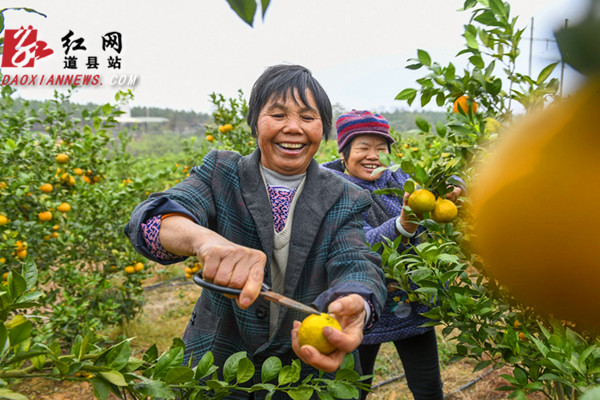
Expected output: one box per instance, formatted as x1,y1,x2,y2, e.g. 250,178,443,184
193,272,320,315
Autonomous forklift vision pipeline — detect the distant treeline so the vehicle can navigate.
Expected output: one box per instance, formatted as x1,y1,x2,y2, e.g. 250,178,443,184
11,97,445,136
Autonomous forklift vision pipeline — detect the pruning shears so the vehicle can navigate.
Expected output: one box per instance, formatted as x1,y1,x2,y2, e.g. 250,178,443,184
193,272,320,315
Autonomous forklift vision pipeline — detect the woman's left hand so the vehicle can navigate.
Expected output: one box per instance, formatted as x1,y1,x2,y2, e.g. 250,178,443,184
291,294,366,373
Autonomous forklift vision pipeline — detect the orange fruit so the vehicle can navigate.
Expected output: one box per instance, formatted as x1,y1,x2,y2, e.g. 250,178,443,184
471,77,600,331
206,135,215,142
518,332,527,341
514,320,522,329
134,262,144,272
407,189,436,214
40,183,53,193
2,272,8,280
16,249,27,259
431,198,458,223
453,95,478,114
39,211,53,222
124,266,135,274
218,123,233,134
57,202,71,213
82,176,91,184
0,215,8,226
0,182,6,190
73,168,83,176
56,153,69,164
298,313,341,355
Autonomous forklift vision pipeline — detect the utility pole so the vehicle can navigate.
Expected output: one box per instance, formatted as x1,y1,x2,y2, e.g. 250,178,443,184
560,19,568,97
529,17,534,77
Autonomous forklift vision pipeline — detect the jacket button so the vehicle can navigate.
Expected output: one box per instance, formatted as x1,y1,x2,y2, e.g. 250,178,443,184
255,307,267,319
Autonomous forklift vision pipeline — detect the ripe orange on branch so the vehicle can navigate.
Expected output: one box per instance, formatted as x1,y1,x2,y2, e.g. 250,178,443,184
471,77,600,332
40,183,53,193
407,189,436,214
218,123,233,134
57,202,71,213
56,153,69,164
431,198,458,223
38,211,53,222
453,95,478,114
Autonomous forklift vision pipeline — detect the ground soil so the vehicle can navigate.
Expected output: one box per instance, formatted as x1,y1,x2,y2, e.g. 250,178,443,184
13,278,546,399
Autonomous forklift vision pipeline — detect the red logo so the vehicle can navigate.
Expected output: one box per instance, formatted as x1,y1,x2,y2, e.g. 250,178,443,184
1,25,54,68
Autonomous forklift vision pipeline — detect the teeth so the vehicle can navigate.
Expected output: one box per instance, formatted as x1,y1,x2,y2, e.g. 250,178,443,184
364,164,379,169
280,143,304,149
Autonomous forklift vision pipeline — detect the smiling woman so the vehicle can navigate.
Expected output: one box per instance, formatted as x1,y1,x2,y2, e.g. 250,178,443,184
124,64,387,396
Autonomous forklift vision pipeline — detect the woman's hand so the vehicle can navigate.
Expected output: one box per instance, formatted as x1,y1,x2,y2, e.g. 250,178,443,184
160,216,266,309
445,186,463,203
291,294,366,373
398,191,419,236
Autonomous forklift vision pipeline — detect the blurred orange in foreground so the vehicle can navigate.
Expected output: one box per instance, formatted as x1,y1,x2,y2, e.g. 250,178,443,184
471,77,600,332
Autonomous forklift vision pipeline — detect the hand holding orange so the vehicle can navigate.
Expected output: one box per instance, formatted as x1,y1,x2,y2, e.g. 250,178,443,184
297,313,341,355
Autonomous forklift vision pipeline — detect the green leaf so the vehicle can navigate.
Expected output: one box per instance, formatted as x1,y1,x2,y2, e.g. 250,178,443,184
7,272,26,300
436,121,447,138
260,0,270,18
278,364,297,386
105,340,130,371
237,357,255,383
153,346,184,379
474,10,500,26
0,388,28,400
414,165,428,186
327,382,358,399
339,353,354,370
143,344,158,362
261,356,281,383
20,259,38,291
417,49,431,66
195,351,215,380
469,54,485,69
8,320,31,346
99,370,127,387
403,180,415,194
537,62,558,84
435,92,445,107
335,368,360,382
400,161,415,175
489,0,507,19
513,367,528,387
287,388,314,400
135,379,176,399
464,30,479,50
165,366,194,384
414,116,430,132
223,351,246,383
395,88,417,101
91,378,110,400
473,360,493,372
226,0,257,27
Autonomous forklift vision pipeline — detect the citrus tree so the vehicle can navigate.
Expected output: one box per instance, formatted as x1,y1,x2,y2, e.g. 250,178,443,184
380,1,600,399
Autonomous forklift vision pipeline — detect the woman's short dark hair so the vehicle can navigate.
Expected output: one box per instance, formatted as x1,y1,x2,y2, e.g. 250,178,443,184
247,64,332,140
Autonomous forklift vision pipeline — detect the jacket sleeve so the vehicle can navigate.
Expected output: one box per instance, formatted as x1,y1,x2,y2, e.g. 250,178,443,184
123,150,220,264
311,188,387,327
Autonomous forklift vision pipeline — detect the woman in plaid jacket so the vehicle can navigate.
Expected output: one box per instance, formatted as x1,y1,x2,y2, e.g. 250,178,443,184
125,65,386,396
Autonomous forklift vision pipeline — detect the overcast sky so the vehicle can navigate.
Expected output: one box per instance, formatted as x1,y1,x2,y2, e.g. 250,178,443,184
1,0,590,113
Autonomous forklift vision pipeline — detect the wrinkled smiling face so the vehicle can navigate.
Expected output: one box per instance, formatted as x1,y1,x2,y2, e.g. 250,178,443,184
342,135,389,181
256,89,323,175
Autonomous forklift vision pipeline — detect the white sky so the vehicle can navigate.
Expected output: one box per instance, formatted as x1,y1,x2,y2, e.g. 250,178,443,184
0,0,590,113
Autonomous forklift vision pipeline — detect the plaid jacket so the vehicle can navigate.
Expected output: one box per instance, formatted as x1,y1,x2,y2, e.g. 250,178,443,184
125,149,386,397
